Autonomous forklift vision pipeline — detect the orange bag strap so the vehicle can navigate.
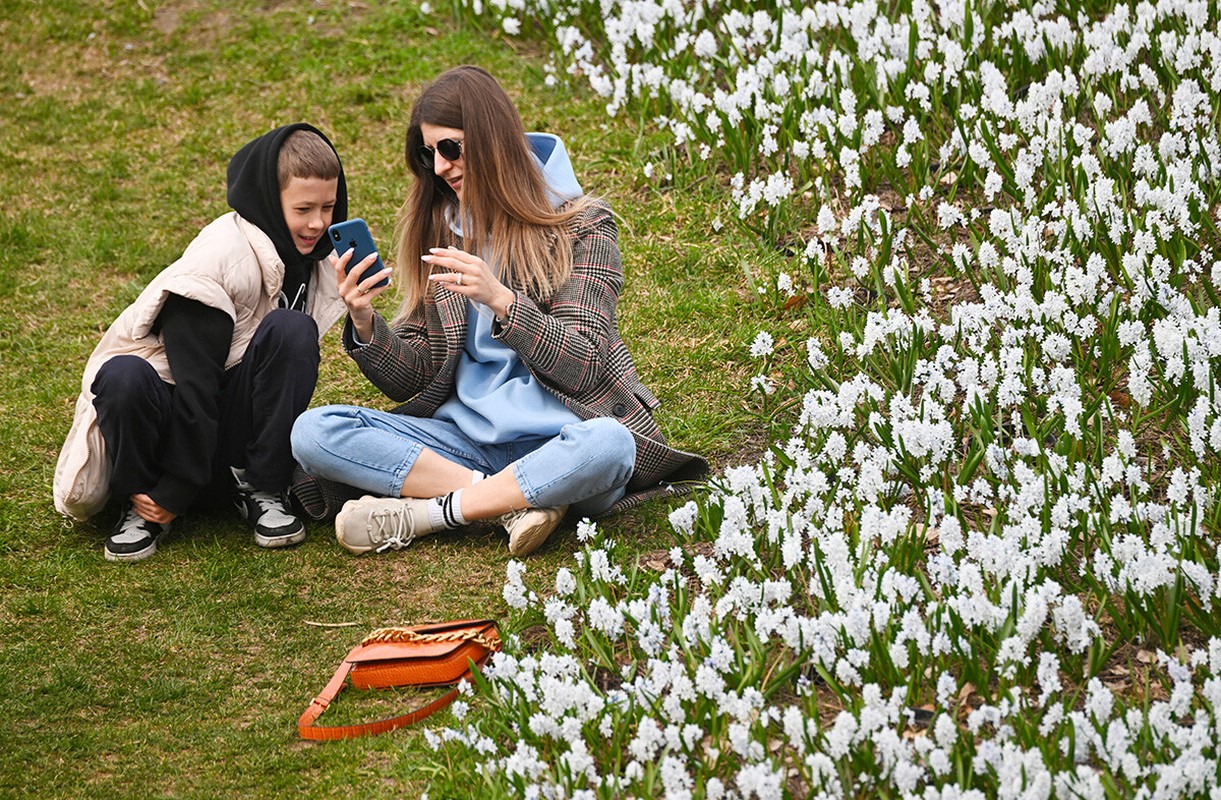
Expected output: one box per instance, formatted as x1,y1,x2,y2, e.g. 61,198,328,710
297,622,498,741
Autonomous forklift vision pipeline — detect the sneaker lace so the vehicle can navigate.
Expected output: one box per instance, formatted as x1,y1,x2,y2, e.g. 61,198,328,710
118,508,152,536
371,506,417,552
498,508,528,527
247,488,286,513
111,507,162,544
121,507,144,529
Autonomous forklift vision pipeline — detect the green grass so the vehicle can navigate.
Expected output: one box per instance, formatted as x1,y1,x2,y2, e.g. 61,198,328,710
0,1,775,797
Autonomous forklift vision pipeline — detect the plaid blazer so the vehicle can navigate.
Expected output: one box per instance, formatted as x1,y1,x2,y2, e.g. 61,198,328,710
346,201,709,513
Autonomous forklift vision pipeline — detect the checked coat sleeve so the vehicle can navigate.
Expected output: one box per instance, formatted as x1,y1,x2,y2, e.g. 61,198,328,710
342,310,449,405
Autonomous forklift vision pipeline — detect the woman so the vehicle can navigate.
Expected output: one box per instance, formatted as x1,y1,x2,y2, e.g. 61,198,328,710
291,66,707,557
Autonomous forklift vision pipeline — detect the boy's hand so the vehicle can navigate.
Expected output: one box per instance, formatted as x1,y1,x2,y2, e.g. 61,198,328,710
332,248,392,342
131,493,177,525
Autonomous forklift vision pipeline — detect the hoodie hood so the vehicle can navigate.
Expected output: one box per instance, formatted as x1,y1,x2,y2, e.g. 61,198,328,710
448,133,584,238
527,133,583,207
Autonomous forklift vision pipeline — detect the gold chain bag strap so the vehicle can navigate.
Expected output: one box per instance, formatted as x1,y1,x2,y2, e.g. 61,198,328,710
298,619,501,741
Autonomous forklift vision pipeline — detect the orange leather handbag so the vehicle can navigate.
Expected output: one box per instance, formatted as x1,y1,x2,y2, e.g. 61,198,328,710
298,619,501,740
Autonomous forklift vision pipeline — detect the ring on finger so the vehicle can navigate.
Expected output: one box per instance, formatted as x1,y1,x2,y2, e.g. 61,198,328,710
456,273,463,286
359,287,368,295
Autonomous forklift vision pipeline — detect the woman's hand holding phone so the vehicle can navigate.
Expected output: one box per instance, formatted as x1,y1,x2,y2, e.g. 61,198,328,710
330,218,392,342
333,245,391,342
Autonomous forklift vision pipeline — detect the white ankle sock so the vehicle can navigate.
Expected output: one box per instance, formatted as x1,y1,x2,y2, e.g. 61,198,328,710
428,490,467,529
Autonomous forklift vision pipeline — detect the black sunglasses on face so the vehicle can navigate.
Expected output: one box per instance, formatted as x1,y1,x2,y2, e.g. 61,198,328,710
417,138,464,169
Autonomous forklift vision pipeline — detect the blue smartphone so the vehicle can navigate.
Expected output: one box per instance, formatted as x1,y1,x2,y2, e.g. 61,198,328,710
328,218,390,288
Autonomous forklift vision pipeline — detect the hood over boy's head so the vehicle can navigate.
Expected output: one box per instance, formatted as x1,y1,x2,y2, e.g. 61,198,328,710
226,123,349,271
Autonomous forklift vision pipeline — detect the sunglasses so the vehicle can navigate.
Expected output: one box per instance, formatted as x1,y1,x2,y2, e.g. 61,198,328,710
416,138,464,170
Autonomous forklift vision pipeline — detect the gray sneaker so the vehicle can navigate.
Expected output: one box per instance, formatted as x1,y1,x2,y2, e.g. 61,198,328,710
334,496,438,555
104,505,170,562
501,505,569,557
232,467,306,548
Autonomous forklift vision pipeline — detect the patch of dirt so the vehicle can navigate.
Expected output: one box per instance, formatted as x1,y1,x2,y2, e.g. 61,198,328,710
152,2,236,48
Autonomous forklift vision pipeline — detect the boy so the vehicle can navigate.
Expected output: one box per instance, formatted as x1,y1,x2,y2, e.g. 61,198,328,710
54,123,350,562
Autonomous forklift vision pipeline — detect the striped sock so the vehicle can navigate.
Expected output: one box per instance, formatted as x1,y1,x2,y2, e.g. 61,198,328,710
428,490,467,529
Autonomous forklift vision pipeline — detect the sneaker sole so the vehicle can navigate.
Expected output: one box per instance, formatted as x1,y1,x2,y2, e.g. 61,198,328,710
254,526,307,548
104,538,158,563
235,499,307,549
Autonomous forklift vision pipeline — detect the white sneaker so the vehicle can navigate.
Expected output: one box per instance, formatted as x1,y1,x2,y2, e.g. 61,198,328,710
231,467,306,548
334,496,438,555
501,505,568,557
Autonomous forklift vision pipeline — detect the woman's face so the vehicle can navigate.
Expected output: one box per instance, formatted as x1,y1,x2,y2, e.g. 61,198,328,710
420,123,465,202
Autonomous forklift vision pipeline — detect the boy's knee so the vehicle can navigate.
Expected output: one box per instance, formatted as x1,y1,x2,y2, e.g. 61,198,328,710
91,355,158,400
259,308,319,349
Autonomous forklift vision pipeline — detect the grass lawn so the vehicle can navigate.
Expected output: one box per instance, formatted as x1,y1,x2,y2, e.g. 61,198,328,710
0,2,774,796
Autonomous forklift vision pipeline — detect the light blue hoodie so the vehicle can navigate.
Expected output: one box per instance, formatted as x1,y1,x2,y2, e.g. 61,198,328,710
433,134,584,444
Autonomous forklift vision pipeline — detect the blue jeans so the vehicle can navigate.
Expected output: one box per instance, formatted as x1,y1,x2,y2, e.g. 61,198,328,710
290,406,636,517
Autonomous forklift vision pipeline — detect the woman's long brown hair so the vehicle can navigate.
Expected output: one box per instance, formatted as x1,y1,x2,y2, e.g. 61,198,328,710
393,65,590,323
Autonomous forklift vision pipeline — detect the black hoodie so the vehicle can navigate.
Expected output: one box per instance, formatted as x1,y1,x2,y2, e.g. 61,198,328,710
148,124,347,514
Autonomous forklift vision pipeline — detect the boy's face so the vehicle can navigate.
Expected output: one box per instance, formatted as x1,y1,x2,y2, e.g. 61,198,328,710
280,176,339,255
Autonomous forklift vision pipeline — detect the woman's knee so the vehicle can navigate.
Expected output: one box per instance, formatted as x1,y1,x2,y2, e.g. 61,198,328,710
572,417,636,477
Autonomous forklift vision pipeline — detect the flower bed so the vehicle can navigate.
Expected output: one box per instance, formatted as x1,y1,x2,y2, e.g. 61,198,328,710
424,0,1221,796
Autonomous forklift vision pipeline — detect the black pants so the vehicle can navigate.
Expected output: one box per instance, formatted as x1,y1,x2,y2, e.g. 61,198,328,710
91,309,320,504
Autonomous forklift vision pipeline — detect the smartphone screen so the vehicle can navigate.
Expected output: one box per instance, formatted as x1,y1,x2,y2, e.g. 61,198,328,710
328,218,389,288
